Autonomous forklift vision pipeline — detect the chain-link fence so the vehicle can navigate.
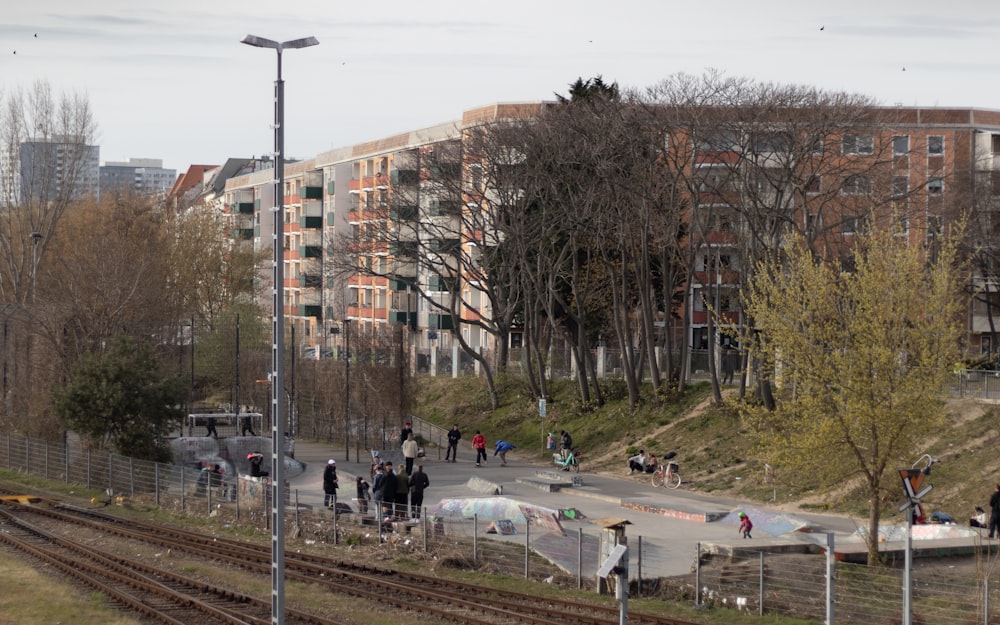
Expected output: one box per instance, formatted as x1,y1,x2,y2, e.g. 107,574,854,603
2,432,996,622
647,543,998,625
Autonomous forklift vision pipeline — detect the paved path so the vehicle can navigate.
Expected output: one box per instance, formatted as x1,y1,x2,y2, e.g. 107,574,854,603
285,439,985,577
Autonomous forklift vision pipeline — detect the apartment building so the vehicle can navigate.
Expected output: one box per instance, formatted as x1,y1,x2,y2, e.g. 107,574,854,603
18,134,99,203
679,107,1000,361
215,103,1000,376
99,158,176,196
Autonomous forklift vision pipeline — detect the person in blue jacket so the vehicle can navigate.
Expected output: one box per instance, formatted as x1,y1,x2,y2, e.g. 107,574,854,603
494,439,516,466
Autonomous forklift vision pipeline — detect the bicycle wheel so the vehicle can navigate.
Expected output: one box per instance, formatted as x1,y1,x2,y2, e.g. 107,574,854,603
666,471,681,489
651,472,664,488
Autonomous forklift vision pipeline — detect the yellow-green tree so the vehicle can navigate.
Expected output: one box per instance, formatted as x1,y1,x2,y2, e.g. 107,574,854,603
742,224,964,565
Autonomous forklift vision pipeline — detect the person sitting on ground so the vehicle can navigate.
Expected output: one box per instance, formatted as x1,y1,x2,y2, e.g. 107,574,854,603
627,450,647,475
971,506,987,528
645,454,658,474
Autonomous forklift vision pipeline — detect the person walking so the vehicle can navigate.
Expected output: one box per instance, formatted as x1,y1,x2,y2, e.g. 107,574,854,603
356,475,370,515
394,464,409,520
240,409,256,437
322,459,339,508
446,424,461,463
738,512,753,539
205,418,218,438
409,464,429,518
989,484,1000,539
472,430,487,467
402,432,419,475
493,439,516,466
399,421,413,448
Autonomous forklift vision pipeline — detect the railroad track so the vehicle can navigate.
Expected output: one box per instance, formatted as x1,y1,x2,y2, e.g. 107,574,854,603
0,491,697,625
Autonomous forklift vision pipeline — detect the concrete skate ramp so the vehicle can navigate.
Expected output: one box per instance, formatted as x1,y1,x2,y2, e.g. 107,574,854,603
169,437,306,478
427,497,565,533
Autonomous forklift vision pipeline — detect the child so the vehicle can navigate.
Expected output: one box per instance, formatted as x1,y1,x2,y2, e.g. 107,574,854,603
738,511,753,539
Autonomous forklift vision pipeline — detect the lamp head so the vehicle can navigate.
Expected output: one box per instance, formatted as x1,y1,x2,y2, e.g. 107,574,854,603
241,34,318,51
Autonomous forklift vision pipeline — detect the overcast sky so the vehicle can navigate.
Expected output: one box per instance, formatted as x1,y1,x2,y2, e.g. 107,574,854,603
3,0,999,173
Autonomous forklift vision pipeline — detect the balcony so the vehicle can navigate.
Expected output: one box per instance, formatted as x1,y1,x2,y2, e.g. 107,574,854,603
237,201,254,214
428,314,454,330
303,185,322,200
301,215,323,229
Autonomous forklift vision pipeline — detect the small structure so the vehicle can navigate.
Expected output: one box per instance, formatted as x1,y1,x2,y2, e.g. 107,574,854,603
593,517,631,596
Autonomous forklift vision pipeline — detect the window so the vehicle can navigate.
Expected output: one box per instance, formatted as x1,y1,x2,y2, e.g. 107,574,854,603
893,136,910,155
892,176,909,198
807,134,824,155
841,215,862,235
695,165,732,192
804,176,821,194
927,177,944,194
842,174,871,195
754,132,792,153
893,215,909,236
992,134,1000,154
928,136,944,155
806,213,822,232
842,134,874,155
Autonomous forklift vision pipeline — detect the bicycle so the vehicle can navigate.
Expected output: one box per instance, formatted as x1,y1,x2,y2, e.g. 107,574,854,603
651,459,681,489
554,448,580,473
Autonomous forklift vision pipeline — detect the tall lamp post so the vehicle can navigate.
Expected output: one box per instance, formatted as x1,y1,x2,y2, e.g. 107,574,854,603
29,232,42,305
241,33,318,625
342,319,352,461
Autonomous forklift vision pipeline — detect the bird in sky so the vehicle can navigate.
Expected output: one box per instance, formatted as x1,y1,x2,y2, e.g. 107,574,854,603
34,33,37,38
820,25,825,31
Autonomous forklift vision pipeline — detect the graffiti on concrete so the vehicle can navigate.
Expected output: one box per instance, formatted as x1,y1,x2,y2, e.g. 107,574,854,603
427,497,564,533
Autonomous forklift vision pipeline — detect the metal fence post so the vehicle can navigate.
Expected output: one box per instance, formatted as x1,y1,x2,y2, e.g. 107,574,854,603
44,444,49,480
180,469,185,513
578,528,583,590
695,542,701,607
129,457,135,498
524,519,530,579
86,448,92,490
154,463,160,507
637,535,643,595
826,532,835,625
759,551,764,616
473,514,478,564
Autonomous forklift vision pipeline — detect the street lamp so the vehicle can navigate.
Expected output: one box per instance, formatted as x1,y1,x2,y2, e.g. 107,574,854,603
29,232,42,305
343,319,351,462
241,32,318,625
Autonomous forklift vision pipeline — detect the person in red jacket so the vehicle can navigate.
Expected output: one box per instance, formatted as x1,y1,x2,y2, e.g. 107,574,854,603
472,430,487,467
738,511,753,539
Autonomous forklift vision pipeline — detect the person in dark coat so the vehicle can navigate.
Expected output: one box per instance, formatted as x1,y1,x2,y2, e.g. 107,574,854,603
989,484,1000,539
356,476,370,514
409,465,429,518
446,424,461,463
380,462,398,520
247,451,267,478
394,465,409,518
371,463,386,507
560,430,573,459
322,459,339,508
399,421,413,448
